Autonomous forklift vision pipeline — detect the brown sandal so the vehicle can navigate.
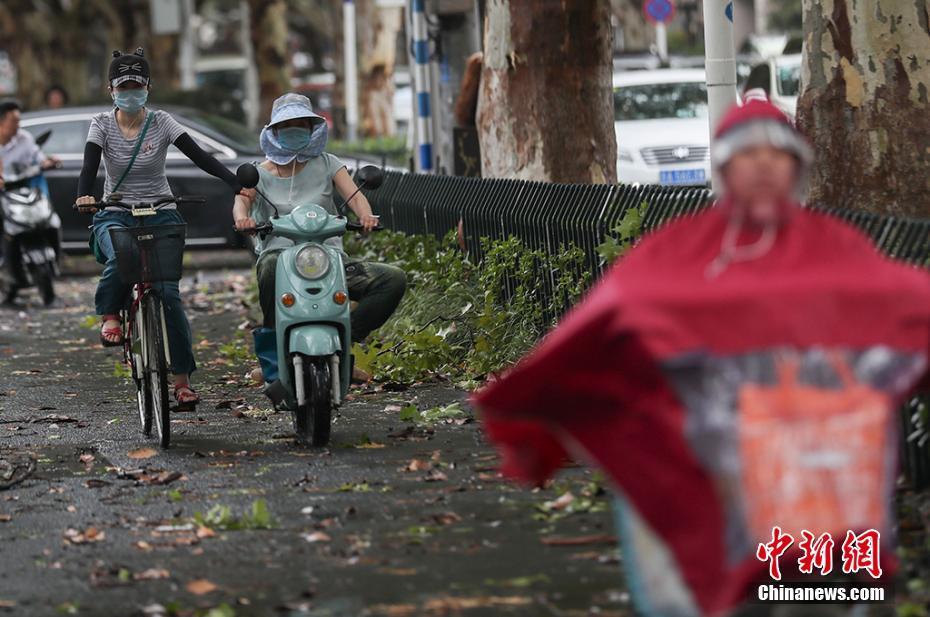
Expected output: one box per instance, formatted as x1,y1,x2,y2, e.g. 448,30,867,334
100,316,123,347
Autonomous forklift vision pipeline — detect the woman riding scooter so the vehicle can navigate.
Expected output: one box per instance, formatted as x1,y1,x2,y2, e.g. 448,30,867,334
233,93,406,385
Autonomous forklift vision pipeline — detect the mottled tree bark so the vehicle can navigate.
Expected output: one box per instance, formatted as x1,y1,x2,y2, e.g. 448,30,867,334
0,0,125,107
477,0,617,183
248,0,292,121
797,0,930,216
611,0,651,51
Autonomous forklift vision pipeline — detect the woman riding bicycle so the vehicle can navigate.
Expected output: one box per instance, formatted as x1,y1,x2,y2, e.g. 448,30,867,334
232,93,406,383
75,48,243,409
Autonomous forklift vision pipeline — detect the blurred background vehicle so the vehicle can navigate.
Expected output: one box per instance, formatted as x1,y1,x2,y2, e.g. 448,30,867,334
743,53,801,119
613,68,711,186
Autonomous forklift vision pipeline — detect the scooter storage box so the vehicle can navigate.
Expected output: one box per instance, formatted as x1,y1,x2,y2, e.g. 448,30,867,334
109,224,186,284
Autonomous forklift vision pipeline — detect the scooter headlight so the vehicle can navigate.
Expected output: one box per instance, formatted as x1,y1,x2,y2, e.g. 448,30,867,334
294,245,331,280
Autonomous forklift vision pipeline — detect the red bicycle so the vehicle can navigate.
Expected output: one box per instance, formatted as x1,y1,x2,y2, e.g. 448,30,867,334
83,195,203,448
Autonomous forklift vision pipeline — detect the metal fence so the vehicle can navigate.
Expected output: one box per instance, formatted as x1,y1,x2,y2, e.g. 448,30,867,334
367,171,930,268
363,171,930,489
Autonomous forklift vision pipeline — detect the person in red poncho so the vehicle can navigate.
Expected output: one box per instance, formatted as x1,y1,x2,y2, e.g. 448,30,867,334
473,99,930,616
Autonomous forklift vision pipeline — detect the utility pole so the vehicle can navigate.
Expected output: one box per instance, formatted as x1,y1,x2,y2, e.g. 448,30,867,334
702,0,738,192
344,0,360,143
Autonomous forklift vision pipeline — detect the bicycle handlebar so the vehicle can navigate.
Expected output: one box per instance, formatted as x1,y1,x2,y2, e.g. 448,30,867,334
73,195,206,212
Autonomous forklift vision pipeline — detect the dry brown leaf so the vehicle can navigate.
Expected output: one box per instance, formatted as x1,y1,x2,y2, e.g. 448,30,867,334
367,604,417,617
432,512,462,525
303,532,331,543
64,527,106,544
66,506,77,513
196,526,216,539
0,599,16,608
544,492,575,511
79,454,95,465
141,471,182,486
540,534,617,547
134,541,153,552
186,579,217,595
378,568,418,576
134,568,170,581
0,515,11,523
127,448,158,460
423,596,532,610
403,459,430,472
424,469,448,482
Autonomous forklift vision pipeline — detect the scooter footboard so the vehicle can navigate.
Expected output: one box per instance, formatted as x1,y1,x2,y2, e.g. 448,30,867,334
288,326,342,357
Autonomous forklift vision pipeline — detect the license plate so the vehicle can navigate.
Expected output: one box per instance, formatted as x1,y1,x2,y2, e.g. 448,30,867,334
660,168,706,185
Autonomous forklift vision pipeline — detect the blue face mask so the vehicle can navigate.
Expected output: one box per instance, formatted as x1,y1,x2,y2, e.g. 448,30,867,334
276,127,312,152
260,119,328,165
112,89,148,114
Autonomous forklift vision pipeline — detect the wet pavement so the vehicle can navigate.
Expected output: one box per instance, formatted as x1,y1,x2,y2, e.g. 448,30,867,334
0,263,625,617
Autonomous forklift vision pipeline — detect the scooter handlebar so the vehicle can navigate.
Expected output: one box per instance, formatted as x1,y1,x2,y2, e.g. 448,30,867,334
232,221,382,234
233,223,273,235
346,221,384,232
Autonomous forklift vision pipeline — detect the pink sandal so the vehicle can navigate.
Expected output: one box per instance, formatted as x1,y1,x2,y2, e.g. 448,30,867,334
174,385,200,411
100,315,123,347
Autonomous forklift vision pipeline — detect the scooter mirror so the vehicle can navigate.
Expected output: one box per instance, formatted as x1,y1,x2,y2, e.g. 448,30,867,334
356,165,384,190
34,130,52,147
236,164,260,189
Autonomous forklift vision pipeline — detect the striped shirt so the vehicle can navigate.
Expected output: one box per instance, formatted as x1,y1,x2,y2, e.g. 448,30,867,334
86,109,186,210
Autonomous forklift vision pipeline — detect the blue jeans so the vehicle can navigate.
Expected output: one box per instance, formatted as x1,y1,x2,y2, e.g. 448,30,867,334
93,209,196,376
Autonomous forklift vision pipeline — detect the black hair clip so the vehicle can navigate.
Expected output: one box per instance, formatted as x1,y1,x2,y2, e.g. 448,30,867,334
112,50,122,58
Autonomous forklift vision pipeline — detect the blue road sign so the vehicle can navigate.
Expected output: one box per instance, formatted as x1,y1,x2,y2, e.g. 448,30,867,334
644,0,675,24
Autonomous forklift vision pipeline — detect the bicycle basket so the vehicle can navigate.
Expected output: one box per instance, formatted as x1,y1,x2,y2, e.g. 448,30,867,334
109,224,186,284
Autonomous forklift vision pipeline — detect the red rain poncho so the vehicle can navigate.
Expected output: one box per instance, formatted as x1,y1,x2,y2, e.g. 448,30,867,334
473,199,930,615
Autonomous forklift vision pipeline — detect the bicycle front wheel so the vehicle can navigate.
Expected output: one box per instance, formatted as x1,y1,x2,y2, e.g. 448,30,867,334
127,307,152,436
143,294,171,448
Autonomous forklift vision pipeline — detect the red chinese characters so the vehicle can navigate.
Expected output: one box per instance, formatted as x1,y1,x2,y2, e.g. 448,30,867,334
757,528,883,580
798,530,835,575
841,529,882,579
756,526,795,580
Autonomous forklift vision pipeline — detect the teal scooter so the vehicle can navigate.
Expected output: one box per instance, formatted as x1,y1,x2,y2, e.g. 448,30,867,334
236,164,384,446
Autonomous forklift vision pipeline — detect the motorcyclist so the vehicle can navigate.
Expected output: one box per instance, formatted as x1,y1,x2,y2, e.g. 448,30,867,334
0,99,61,304
232,93,406,384
472,99,930,615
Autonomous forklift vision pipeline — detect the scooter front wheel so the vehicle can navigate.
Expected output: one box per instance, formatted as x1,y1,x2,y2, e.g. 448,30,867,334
31,262,55,306
294,356,332,447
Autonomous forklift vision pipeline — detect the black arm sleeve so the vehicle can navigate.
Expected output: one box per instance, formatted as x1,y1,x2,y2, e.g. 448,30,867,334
173,133,240,191
77,142,103,198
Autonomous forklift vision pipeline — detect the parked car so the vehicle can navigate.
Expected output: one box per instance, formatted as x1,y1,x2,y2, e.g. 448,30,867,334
743,54,801,119
613,69,712,186
20,106,382,252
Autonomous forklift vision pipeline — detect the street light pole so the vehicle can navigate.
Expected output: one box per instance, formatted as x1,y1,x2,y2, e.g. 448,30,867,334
702,0,738,192
408,0,434,174
344,0,360,144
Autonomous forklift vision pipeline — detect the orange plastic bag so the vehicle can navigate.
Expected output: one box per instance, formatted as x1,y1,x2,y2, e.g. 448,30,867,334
737,354,892,541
